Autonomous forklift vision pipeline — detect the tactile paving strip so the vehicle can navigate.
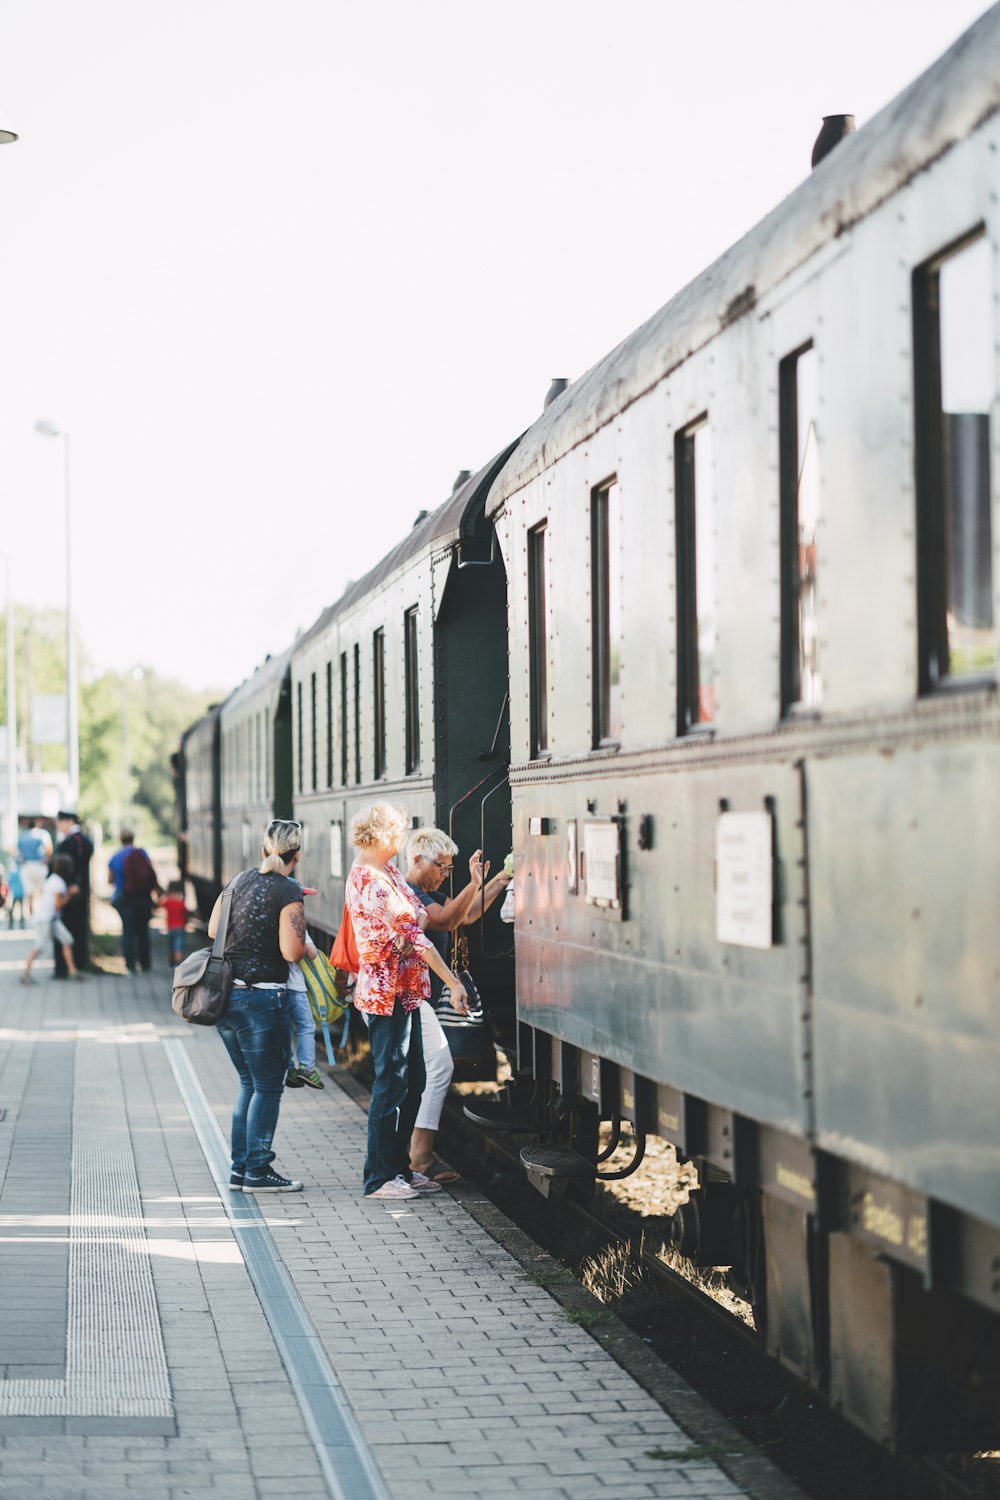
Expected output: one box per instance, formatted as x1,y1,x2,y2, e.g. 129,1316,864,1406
0,1040,174,1429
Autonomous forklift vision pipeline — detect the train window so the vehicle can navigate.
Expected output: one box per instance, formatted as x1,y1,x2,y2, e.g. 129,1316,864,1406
528,523,549,756
373,628,386,780
353,643,361,785
264,707,270,799
296,683,303,795
339,652,348,786
914,230,997,689
404,607,420,774
675,418,717,732
592,480,623,746
310,670,318,792
779,346,821,713
255,712,262,801
325,661,333,788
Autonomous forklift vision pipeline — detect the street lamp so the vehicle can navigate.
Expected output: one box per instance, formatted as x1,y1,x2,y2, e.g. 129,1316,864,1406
0,554,17,850
122,666,144,826
34,420,79,805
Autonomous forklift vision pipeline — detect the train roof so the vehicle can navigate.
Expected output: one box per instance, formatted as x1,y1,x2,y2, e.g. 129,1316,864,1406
293,438,518,655
489,3,1000,510
219,643,293,722
180,698,228,748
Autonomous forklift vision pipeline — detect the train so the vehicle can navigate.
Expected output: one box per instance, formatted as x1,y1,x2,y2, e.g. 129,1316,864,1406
175,7,1000,1452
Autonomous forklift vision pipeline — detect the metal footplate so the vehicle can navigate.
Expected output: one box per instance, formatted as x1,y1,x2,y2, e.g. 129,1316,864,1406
519,1143,594,1200
463,1098,537,1132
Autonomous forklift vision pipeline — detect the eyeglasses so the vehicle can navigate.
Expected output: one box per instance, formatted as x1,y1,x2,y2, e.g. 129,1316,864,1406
267,819,301,833
428,858,453,872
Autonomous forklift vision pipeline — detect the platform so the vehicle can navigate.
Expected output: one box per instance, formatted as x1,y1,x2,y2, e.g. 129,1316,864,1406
0,925,803,1500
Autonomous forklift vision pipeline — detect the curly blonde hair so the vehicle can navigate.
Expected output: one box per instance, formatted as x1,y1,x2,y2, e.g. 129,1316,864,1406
350,802,410,853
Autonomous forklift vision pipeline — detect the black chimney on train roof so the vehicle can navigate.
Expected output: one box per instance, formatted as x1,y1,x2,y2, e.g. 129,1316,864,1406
451,470,471,493
811,114,856,169
544,377,570,409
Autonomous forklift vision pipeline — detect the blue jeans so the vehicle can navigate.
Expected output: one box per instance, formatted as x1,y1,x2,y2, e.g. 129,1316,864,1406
119,895,152,971
287,985,316,1071
216,985,292,1176
364,999,426,1195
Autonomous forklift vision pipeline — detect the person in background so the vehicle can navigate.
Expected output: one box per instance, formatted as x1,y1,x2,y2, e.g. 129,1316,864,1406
21,855,81,985
285,931,325,1091
346,802,468,1201
7,860,24,928
54,811,93,976
208,818,306,1194
159,879,190,967
107,829,160,973
17,821,51,916
404,828,512,1183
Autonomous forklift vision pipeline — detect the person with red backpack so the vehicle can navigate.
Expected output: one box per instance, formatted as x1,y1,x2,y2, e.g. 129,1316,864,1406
108,828,161,973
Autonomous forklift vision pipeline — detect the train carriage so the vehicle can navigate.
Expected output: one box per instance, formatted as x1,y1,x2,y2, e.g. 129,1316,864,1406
178,701,225,919
217,648,294,887
289,446,517,1024
486,7,1000,1448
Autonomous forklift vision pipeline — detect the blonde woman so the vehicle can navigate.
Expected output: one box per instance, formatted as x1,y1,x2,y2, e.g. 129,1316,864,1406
404,827,511,1181
346,802,468,1200
207,819,306,1194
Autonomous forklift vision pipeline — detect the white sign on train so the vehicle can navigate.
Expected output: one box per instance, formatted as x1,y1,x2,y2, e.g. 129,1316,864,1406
584,820,620,909
715,811,774,949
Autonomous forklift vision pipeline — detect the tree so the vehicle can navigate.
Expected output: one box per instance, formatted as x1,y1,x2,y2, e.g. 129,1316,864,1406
0,606,221,841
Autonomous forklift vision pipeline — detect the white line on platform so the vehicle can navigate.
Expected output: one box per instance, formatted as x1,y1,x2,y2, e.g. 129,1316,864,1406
163,1036,392,1500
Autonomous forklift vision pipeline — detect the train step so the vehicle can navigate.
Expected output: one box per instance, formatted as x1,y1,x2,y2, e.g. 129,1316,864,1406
519,1143,594,1199
463,1097,537,1131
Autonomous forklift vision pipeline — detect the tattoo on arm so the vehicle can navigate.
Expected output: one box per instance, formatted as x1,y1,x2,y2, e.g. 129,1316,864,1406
288,903,306,941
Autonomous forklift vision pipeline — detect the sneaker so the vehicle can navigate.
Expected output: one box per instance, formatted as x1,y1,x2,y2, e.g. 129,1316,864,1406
367,1175,419,1200
19,974,37,986
228,1172,245,1191
408,1171,443,1193
285,1070,306,1089
297,1068,325,1090
243,1170,303,1193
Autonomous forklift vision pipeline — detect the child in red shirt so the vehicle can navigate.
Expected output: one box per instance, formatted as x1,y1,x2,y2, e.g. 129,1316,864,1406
160,880,189,965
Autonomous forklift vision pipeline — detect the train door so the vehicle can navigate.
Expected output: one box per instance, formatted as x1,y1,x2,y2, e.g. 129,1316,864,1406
433,540,513,1043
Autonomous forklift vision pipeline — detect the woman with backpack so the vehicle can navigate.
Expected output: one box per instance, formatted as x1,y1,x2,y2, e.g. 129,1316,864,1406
207,818,306,1194
108,828,160,973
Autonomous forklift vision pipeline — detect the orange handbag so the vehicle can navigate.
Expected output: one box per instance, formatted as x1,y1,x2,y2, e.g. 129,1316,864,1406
330,903,360,976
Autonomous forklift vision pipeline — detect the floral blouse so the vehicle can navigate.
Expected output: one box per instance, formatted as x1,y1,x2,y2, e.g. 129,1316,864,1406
345,860,432,1016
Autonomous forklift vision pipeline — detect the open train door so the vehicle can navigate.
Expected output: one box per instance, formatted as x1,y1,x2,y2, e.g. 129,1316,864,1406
431,448,517,1066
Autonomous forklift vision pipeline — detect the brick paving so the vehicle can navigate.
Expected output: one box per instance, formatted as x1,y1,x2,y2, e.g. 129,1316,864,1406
0,926,796,1500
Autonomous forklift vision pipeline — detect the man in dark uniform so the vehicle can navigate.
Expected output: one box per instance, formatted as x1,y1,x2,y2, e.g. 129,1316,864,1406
53,810,93,976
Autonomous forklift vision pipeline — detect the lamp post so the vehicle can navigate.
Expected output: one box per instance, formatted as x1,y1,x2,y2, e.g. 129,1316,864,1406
122,666,144,825
34,420,79,806
0,554,17,850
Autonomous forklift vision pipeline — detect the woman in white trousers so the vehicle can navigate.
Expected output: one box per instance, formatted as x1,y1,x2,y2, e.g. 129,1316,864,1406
404,828,512,1183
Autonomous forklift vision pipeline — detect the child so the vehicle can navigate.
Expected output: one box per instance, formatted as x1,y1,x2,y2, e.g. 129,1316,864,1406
285,884,324,1091
7,862,24,928
159,880,189,966
22,856,81,984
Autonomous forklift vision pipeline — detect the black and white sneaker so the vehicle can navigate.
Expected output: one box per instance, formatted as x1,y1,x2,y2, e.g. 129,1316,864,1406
242,1170,303,1193
228,1172,245,1191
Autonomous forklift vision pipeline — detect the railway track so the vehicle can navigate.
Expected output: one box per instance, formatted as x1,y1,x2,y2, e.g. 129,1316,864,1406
432,1085,998,1500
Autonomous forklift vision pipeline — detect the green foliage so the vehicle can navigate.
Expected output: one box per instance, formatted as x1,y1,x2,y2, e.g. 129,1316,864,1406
0,606,220,842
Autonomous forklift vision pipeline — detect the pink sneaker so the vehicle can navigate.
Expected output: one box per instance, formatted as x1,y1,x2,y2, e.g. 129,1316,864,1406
409,1172,443,1193
367,1175,419,1200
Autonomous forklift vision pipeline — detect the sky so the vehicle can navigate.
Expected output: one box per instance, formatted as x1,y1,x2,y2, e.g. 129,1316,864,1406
0,0,993,695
